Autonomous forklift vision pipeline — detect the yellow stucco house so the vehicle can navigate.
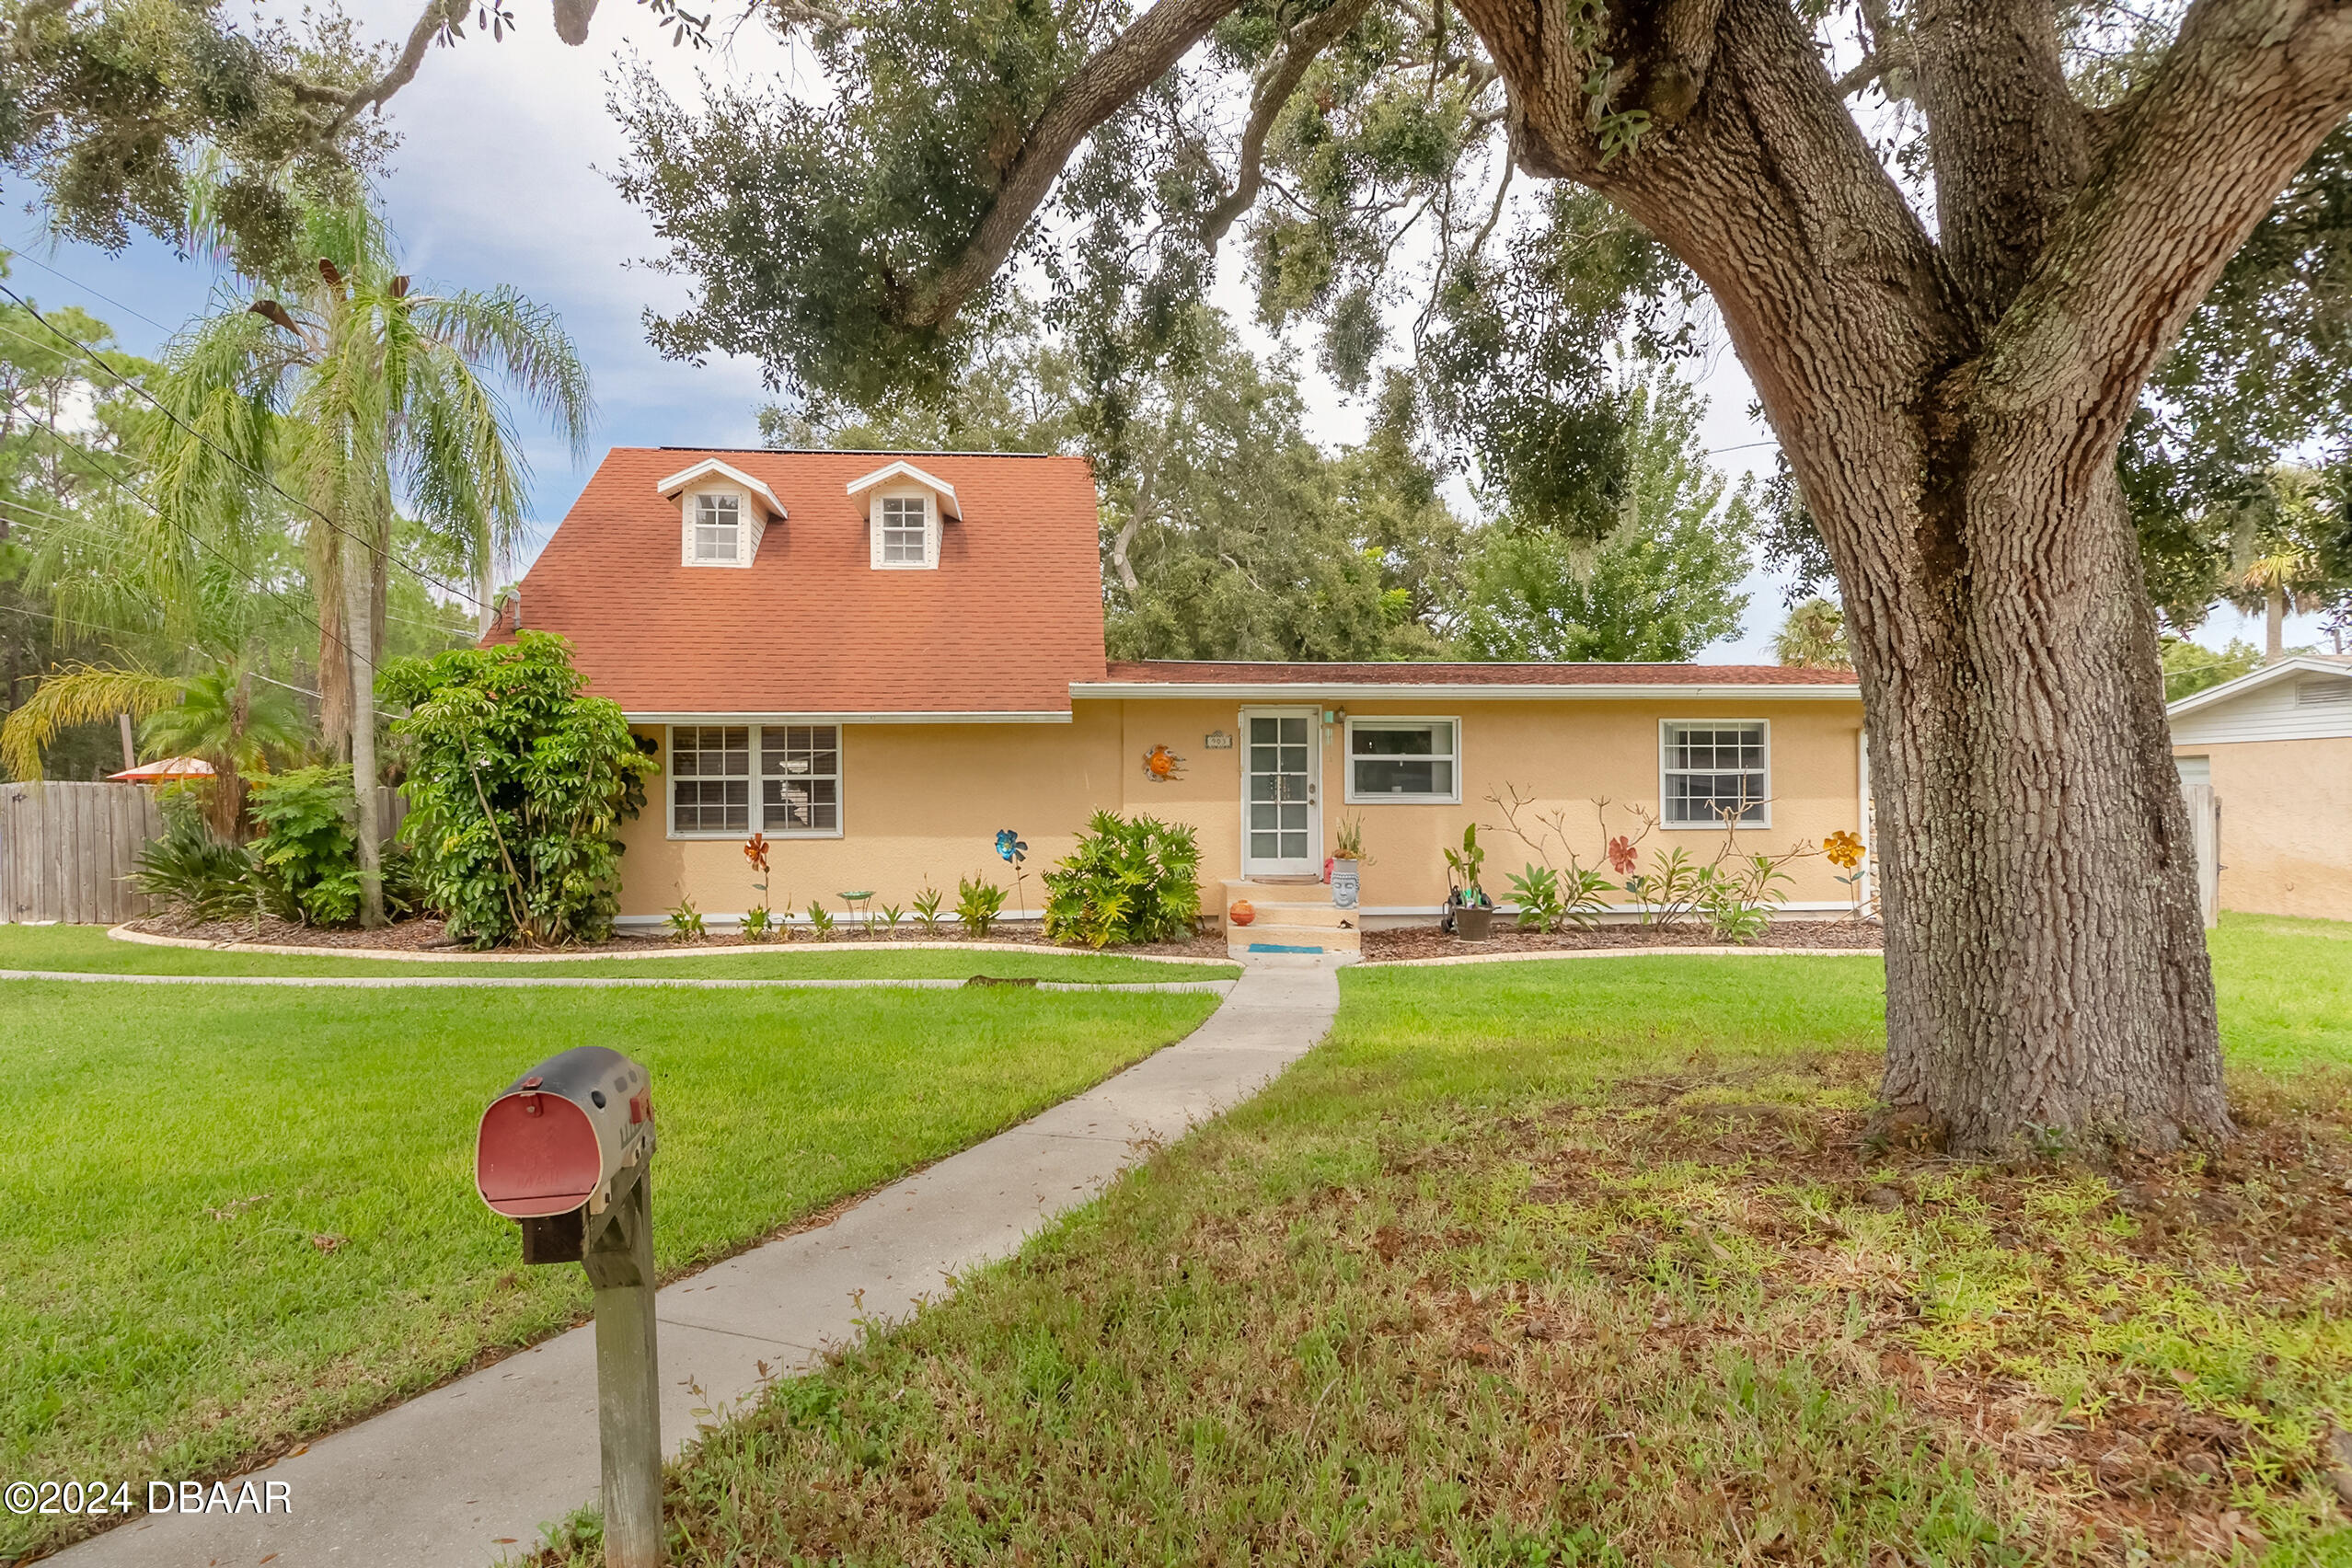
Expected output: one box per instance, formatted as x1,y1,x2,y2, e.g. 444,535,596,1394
502,447,1871,953
2170,654,2352,921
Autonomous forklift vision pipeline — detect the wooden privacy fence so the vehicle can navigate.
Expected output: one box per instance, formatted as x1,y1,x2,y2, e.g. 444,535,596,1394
0,782,409,925
0,781,165,925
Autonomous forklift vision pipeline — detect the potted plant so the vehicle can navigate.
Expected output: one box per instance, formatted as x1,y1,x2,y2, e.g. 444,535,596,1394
1330,816,1367,912
1442,822,1493,940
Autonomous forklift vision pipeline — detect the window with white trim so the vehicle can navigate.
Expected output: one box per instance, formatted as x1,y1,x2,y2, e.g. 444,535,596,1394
669,724,843,837
1345,718,1458,801
692,494,741,562
1661,721,1769,826
670,725,750,834
879,494,928,566
761,726,840,834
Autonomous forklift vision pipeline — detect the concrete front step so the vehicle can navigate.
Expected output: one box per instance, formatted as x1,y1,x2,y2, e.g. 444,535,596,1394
1228,901,1352,929
1229,921,1361,957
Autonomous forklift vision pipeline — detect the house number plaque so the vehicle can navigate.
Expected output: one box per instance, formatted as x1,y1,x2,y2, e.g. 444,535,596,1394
1203,730,1233,749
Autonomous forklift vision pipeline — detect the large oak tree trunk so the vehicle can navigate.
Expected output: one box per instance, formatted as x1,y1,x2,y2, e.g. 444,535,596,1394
1851,428,2229,1149
1439,0,2352,1150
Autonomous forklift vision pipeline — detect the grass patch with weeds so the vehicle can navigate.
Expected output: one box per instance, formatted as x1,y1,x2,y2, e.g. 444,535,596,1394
550,951,2352,1566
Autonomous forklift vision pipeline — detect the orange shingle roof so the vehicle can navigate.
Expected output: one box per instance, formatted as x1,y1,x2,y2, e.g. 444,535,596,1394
1092,661,1860,688
503,449,1107,714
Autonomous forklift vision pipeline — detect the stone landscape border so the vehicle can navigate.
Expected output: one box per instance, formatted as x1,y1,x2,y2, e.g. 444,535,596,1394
107,924,1234,967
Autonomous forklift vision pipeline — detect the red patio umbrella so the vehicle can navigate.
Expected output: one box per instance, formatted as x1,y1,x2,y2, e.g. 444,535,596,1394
108,755,217,783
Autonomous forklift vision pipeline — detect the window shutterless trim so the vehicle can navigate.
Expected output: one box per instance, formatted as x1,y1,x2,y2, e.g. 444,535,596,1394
665,722,847,840
1657,717,1772,830
1341,715,1462,804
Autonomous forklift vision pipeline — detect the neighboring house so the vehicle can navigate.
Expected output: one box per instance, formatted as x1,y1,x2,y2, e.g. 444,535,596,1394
2169,654,2352,922
498,448,1869,938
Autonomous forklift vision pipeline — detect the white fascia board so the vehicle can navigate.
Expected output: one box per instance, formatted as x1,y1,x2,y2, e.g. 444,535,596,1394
623,709,1072,725
2165,655,2352,719
1070,681,1862,702
655,458,787,519
844,460,962,520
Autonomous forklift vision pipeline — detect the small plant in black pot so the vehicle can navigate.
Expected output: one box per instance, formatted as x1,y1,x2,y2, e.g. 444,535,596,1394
1442,822,1494,940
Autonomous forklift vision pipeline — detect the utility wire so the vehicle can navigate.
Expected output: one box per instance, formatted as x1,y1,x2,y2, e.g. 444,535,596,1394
2,495,475,640
19,414,384,681
0,282,493,614
0,245,177,335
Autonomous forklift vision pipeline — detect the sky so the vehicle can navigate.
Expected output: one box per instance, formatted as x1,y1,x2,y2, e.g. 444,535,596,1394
3,0,2315,663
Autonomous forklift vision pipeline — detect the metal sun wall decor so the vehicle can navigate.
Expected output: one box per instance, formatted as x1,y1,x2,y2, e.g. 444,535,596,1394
1141,744,1186,782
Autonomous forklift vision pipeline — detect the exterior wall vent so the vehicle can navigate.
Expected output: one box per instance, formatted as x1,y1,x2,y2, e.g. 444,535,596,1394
2296,678,2352,707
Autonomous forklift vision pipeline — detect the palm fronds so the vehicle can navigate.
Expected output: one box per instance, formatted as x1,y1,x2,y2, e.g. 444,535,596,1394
0,664,182,780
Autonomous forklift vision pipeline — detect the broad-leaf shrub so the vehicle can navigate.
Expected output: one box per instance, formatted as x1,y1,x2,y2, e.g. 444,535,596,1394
1041,811,1202,948
248,766,364,926
382,632,657,947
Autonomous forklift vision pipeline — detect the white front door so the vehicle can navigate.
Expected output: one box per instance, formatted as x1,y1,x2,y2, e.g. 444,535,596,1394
1240,708,1321,877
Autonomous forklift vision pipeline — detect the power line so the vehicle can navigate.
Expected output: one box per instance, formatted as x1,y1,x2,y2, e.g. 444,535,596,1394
2,495,477,640
0,245,177,335
19,414,384,680
0,282,493,614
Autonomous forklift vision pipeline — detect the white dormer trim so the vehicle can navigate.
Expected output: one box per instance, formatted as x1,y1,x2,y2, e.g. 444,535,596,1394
658,459,783,570
845,460,961,521
656,458,786,518
867,489,939,571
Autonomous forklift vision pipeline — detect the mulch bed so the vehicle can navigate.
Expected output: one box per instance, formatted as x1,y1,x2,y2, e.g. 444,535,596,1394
121,913,1236,962
1362,917,1885,961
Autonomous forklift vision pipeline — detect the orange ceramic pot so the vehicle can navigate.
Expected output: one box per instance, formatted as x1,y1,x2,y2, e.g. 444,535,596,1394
1228,899,1256,928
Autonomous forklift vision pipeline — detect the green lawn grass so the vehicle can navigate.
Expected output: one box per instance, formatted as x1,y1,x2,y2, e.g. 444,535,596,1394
0,924,1239,982
0,977,1218,1560
565,932,2352,1566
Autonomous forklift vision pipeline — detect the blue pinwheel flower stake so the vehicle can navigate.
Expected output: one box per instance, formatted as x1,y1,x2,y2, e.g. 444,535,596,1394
995,828,1030,921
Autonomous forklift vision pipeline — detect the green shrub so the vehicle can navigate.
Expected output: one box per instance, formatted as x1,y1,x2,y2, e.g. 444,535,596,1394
133,815,256,924
805,900,836,940
666,897,704,942
955,876,1006,939
1040,811,1202,949
381,631,657,948
911,884,944,936
1506,861,1612,933
740,905,775,942
248,766,363,927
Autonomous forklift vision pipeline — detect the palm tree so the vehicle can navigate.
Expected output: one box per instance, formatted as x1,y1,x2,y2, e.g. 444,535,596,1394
0,663,304,836
156,199,594,924
1773,596,1851,670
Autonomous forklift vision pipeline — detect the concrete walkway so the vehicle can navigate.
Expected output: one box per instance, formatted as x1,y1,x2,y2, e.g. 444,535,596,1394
0,968,1232,994
58,955,1342,1568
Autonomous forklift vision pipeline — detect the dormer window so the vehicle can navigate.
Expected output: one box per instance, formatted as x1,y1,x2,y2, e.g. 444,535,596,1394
880,495,928,565
847,459,959,572
656,457,785,570
694,494,741,562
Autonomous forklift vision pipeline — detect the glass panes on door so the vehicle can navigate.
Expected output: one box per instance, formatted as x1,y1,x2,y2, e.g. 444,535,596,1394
761,725,839,833
1248,714,1312,862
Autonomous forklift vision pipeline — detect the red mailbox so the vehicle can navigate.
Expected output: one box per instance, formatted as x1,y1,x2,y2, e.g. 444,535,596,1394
476,1047,654,1261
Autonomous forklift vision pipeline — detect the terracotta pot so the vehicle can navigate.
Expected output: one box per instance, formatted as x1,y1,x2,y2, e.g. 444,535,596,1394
1228,899,1256,928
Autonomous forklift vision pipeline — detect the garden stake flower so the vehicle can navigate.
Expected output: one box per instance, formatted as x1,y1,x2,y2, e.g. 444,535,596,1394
743,831,775,940
1824,830,1869,917
996,829,1030,920
1606,836,1638,876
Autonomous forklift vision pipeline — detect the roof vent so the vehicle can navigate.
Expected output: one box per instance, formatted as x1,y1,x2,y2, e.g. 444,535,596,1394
2296,678,2352,707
